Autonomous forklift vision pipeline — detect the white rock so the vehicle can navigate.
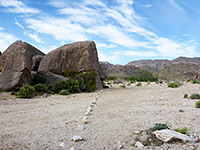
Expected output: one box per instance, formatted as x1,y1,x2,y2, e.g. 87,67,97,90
87,107,93,111
92,101,96,104
83,116,88,120
72,135,83,142
153,129,193,143
70,147,76,150
82,119,88,124
78,125,85,130
135,141,144,148
59,142,65,147
85,111,92,116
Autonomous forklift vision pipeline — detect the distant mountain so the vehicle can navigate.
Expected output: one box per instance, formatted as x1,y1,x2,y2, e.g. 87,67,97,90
126,57,200,72
157,63,200,80
101,56,200,80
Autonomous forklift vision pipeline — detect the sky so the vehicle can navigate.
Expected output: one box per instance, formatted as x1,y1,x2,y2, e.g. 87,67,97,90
0,0,200,65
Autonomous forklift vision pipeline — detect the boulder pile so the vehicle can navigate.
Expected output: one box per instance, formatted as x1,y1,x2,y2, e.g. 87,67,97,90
0,40,105,91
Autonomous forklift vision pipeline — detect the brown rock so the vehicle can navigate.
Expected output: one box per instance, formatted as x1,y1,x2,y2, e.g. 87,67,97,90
38,41,103,89
0,41,45,90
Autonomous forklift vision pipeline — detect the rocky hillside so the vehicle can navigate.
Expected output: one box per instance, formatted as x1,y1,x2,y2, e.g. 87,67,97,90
156,63,200,80
126,57,200,72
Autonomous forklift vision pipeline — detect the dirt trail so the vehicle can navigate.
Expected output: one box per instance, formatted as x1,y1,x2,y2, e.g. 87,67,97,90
0,83,199,149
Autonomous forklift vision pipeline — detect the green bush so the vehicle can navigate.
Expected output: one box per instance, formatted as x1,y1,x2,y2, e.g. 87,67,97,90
190,93,200,99
106,76,117,80
63,69,76,78
59,89,70,95
129,69,158,82
168,82,179,88
195,100,200,108
147,81,150,85
175,127,189,135
65,78,80,93
34,83,48,93
18,84,35,98
192,79,199,84
151,123,169,131
136,82,142,86
184,94,188,98
52,80,68,93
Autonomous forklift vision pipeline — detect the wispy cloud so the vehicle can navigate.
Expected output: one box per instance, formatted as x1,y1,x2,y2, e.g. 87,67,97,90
0,0,40,14
26,32,44,43
0,27,17,52
14,18,24,29
168,0,185,12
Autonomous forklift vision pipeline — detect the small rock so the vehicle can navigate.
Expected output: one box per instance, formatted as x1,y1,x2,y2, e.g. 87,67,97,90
135,141,144,148
179,109,184,112
85,111,92,116
133,130,141,134
92,101,96,104
78,125,85,130
87,107,93,112
70,146,77,150
72,135,83,142
118,144,123,149
59,142,65,147
43,93,49,98
90,104,94,107
82,117,88,124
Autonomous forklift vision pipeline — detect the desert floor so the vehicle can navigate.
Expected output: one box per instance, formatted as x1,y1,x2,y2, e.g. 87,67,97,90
0,82,200,150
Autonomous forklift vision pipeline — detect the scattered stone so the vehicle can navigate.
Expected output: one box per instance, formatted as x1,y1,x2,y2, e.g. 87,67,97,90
59,142,65,147
85,111,92,116
118,144,123,149
133,130,141,134
70,147,77,150
82,117,88,124
135,141,144,148
92,101,96,104
78,125,85,131
153,129,193,143
43,93,49,98
71,135,83,142
90,104,94,107
87,107,93,112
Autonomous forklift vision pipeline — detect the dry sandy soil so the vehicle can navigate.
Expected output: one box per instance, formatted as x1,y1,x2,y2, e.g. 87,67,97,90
0,82,200,150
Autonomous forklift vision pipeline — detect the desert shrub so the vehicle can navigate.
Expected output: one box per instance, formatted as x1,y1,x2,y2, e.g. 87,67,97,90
18,84,35,98
190,93,200,99
120,83,126,88
51,80,67,93
130,80,136,83
136,82,142,86
59,89,70,95
175,127,189,135
151,123,169,131
65,78,80,93
147,81,150,85
11,91,17,95
184,94,188,98
195,100,200,108
168,82,179,88
63,69,76,78
127,82,131,86
129,69,158,82
75,71,97,92
106,76,117,81
192,79,199,84
34,83,48,93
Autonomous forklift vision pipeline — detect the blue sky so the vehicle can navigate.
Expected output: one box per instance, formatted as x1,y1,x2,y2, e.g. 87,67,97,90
0,0,200,65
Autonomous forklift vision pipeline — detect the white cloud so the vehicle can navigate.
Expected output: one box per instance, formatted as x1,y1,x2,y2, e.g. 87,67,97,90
26,33,44,43
14,18,24,29
98,50,120,63
113,50,157,57
97,43,117,49
169,0,185,12
0,29,17,52
139,4,153,8
25,17,87,42
0,0,40,14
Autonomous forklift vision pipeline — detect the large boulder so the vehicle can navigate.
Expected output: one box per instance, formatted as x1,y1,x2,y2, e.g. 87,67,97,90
38,41,103,89
0,41,45,90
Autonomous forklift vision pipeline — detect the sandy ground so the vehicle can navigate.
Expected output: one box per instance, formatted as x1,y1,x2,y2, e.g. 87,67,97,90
0,82,200,150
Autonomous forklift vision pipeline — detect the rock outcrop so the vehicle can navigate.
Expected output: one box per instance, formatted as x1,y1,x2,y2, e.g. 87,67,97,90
0,41,45,90
38,41,103,89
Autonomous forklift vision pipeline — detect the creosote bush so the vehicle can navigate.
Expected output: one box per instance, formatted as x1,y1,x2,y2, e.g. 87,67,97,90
34,83,48,93
147,81,150,85
106,76,117,81
168,82,179,88
150,123,169,132
175,127,189,135
18,84,35,98
184,94,188,98
195,100,200,108
192,79,199,84
59,89,70,95
190,93,200,99
136,82,142,86
129,69,158,82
